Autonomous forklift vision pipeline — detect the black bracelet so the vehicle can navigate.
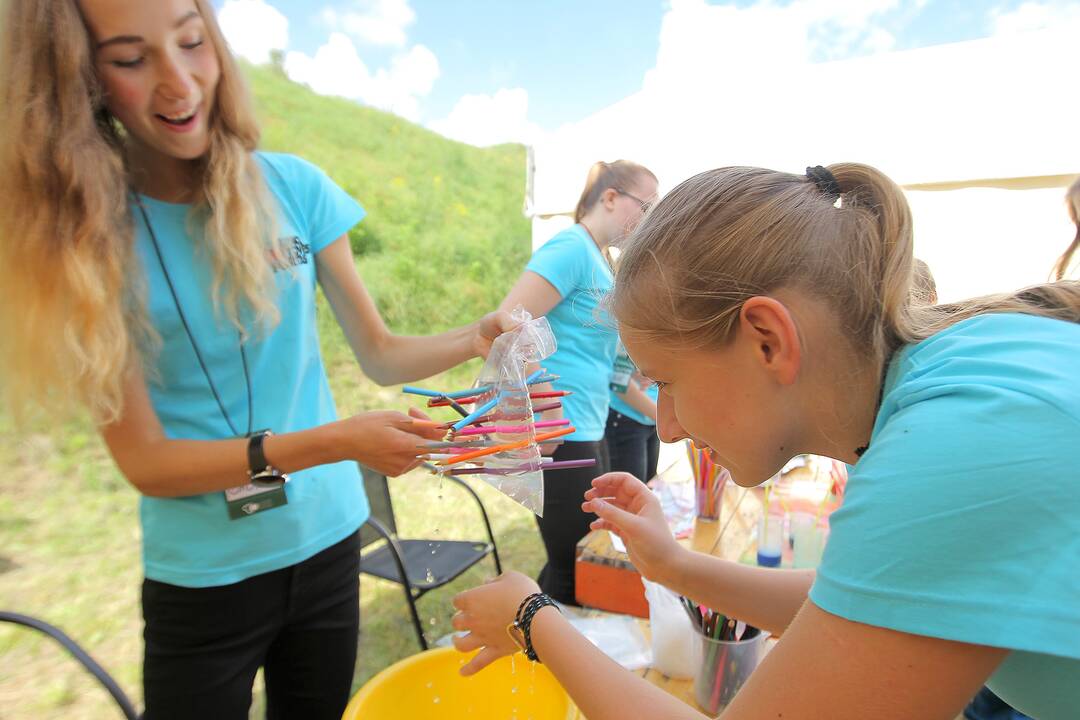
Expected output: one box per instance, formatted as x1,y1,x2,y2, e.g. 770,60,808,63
519,594,559,662
515,593,544,625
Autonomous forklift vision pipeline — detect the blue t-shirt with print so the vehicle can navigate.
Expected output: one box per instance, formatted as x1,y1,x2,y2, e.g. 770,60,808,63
809,313,1080,720
132,152,368,588
526,224,617,441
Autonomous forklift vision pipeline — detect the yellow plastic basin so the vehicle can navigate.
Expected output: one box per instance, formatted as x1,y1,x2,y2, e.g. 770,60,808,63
343,647,573,719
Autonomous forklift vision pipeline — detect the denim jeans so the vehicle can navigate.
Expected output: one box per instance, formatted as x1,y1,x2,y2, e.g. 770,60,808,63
963,686,1031,720
605,408,660,481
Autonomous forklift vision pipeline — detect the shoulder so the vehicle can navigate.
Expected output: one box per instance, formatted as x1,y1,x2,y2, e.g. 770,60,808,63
887,313,1080,422
256,152,330,190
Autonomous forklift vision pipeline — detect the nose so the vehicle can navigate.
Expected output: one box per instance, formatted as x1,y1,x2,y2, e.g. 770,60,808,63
156,51,196,101
655,392,688,444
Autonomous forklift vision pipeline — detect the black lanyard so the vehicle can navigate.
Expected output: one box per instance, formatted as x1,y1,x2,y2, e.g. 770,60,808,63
135,198,253,438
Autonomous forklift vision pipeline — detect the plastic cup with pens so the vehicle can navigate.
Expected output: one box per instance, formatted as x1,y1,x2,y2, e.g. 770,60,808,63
683,602,769,716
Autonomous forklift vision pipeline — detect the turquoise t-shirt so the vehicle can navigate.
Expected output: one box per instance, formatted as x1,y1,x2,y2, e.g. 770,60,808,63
609,382,658,426
132,152,369,588
809,313,1080,720
525,224,617,441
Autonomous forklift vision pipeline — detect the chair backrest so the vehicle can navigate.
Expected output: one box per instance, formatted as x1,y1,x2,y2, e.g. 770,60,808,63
359,466,397,549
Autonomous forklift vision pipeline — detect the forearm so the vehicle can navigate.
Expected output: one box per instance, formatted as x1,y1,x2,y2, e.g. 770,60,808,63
530,608,706,720
112,423,347,498
617,382,657,421
664,550,815,636
359,322,477,385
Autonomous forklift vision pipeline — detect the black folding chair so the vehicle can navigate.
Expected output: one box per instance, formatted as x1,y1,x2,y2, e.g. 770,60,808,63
0,611,140,719
358,466,502,650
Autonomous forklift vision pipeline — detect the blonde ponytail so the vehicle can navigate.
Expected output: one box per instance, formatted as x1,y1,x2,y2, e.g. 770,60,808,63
613,163,1080,368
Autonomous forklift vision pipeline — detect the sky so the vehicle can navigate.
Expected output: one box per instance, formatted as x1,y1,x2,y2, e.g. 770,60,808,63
214,0,1080,147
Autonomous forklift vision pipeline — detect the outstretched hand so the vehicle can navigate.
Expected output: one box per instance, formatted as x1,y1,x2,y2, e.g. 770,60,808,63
341,407,444,476
582,472,684,584
473,310,519,359
451,571,541,676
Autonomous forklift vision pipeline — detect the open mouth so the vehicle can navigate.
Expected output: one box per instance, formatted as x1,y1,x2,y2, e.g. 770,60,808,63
155,109,198,129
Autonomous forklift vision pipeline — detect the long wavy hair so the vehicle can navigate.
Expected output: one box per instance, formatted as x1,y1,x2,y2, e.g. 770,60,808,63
0,0,278,424
613,163,1080,376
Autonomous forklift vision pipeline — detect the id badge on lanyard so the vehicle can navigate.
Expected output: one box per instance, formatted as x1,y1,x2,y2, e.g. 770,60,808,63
137,199,290,521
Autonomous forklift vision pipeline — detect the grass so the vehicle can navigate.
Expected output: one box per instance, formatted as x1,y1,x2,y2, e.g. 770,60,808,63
0,64,542,717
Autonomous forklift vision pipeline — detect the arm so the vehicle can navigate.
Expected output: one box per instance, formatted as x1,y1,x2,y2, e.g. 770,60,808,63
497,270,563,318
101,366,444,497
453,575,1004,720
586,473,812,635
615,379,657,422
316,236,512,385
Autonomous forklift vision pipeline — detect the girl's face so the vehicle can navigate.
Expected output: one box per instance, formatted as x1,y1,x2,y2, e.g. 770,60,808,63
81,0,220,162
621,313,803,487
608,175,659,247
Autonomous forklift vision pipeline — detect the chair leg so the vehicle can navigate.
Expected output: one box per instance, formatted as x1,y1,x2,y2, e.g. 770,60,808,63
402,586,429,651
443,475,503,575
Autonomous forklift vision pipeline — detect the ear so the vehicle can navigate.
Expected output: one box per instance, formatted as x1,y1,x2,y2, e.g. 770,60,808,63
737,297,801,385
600,187,619,211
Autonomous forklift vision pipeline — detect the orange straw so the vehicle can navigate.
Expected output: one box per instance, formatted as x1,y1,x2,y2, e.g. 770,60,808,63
437,426,575,466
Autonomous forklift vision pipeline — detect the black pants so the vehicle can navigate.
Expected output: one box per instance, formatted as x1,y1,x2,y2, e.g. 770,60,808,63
605,409,660,481
142,530,361,720
535,439,610,605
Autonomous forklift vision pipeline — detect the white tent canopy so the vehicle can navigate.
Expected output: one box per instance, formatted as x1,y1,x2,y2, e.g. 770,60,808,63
527,25,1078,301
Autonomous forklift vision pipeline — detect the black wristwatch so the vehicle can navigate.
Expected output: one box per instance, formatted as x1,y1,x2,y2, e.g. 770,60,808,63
247,430,288,487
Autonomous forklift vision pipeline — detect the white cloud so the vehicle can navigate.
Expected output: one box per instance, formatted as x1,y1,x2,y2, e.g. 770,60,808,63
283,33,439,121
991,1,1080,35
428,88,543,147
644,0,904,91
217,0,289,64
320,0,416,47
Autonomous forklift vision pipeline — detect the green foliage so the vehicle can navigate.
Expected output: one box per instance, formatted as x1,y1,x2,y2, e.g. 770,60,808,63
248,63,530,334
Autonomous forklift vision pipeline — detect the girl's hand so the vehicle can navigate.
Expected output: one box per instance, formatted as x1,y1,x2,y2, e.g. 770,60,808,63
473,310,518,359
583,472,685,585
340,408,444,476
451,571,541,676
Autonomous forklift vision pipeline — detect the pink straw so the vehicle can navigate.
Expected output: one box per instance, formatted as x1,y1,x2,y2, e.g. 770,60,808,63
453,418,570,436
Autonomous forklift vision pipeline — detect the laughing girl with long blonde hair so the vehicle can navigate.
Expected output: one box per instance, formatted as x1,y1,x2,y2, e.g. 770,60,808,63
0,1,510,716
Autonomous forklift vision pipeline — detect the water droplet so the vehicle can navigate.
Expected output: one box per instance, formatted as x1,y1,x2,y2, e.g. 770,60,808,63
426,681,432,689
510,654,516,674
433,696,440,704
429,616,437,626
511,686,518,694
425,568,435,584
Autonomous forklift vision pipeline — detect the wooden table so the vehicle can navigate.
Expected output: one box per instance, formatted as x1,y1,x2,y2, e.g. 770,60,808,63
568,482,766,718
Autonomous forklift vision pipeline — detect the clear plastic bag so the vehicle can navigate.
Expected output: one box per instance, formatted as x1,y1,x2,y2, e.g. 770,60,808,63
462,306,556,516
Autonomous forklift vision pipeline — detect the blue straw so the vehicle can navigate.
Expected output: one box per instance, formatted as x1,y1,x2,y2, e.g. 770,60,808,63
402,384,493,399
402,385,445,397
451,397,499,432
525,369,544,384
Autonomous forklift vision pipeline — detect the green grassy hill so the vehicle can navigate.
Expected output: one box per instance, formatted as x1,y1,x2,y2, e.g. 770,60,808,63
250,62,531,336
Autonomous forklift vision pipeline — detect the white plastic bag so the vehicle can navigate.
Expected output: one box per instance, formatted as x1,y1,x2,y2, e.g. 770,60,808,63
642,577,696,678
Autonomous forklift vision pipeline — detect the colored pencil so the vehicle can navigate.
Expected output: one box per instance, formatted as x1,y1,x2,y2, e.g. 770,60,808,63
437,426,576,466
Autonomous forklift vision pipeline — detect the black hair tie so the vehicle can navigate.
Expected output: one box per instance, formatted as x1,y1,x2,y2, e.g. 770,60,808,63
806,165,841,201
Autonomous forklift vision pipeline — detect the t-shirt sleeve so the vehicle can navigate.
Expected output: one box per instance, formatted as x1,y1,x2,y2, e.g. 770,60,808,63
809,366,1080,660
525,231,588,299
264,154,366,254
